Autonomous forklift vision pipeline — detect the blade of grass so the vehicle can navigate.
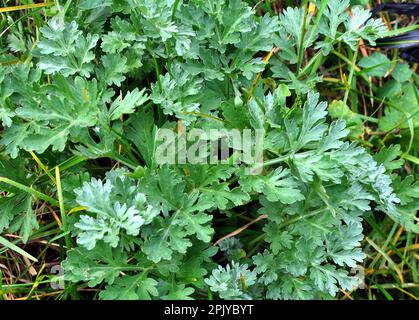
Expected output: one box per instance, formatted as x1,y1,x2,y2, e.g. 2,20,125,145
402,153,419,165
381,24,419,38
55,166,78,299
365,236,404,284
296,0,309,74
306,0,327,47
0,235,38,263
171,0,181,20
369,283,419,289
0,7,45,38
365,215,417,273
54,166,71,251
264,0,274,15
369,223,398,269
58,155,85,171
26,263,47,300
247,47,278,101
1,279,54,292
29,151,56,184
400,232,414,275
0,2,54,13
343,42,359,106
0,177,58,206
396,287,417,300
67,206,86,215
369,281,394,300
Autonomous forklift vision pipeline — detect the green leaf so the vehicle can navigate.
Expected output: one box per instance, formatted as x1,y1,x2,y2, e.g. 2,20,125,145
6,195,38,244
62,243,131,287
73,170,158,250
237,15,280,52
318,0,349,40
263,223,293,254
2,0,416,302
126,110,158,168
109,88,149,120
36,18,98,77
325,223,365,267
374,145,404,171
391,63,413,83
294,91,328,150
342,6,386,48
199,183,250,210
100,274,158,300
0,158,39,243
100,54,128,86
239,167,305,204
205,261,257,299
150,63,203,124
161,283,195,300
310,264,357,296
328,101,364,137
142,223,188,263
358,52,391,77
215,0,253,46
184,48,224,81
13,76,100,154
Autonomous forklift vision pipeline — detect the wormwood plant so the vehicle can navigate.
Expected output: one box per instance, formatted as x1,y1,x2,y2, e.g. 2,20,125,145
0,0,418,300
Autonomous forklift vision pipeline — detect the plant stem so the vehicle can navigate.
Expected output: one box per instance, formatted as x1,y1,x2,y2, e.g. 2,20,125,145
248,208,327,246
296,0,309,74
55,166,72,251
343,42,359,105
171,0,181,20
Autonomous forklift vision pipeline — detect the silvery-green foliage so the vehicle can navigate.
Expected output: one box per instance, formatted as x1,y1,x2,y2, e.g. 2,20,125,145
0,0,416,301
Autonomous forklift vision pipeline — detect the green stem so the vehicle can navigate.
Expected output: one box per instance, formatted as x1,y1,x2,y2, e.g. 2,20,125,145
171,0,181,20
343,42,359,105
264,0,273,15
332,49,375,91
296,0,309,74
306,0,328,46
150,49,162,92
109,153,138,170
278,208,327,229
262,151,312,168
357,114,379,124
55,166,72,251
249,208,327,246
300,51,323,77
148,43,165,124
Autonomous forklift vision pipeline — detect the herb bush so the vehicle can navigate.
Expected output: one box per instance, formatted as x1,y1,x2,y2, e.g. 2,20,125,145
0,0,417,300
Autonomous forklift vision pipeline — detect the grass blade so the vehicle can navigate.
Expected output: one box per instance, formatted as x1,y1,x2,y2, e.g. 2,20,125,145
0,177,58,206
0,235,38,263
366,237,404,284
0,2,54,13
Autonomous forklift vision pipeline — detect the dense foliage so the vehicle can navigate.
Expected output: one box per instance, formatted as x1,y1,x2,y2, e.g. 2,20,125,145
0,0,417,300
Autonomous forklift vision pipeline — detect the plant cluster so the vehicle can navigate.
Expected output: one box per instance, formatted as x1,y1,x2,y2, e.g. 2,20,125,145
0,0,417,300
